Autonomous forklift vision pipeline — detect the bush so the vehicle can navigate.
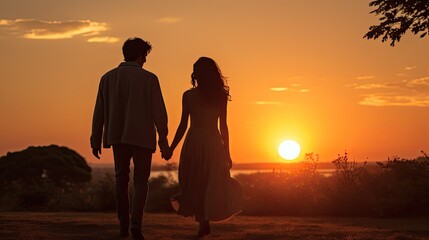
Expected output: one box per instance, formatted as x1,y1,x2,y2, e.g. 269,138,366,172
0,145,92,211
2,147,429,218
235,153,331,216
91,173,116,211
146,173,179,213
233,152,429,218
370,155,429,217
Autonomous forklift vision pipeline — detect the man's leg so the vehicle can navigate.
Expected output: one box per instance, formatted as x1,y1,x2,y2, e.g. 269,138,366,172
130,147,152,233
112,144,133,235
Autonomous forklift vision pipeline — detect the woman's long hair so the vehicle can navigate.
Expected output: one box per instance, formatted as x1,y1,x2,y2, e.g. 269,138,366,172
191,57,231,106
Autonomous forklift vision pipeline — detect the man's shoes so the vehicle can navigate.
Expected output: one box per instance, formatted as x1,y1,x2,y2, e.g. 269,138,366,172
131,229,145,240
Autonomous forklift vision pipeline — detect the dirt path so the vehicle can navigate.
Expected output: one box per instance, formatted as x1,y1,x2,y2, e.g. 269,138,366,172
1,212,429,240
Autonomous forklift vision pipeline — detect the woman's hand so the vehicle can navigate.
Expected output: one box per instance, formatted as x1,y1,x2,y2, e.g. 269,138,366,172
227,155,233,169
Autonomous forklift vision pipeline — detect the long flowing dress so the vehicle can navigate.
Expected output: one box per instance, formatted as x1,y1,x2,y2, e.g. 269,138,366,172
171,89,243,222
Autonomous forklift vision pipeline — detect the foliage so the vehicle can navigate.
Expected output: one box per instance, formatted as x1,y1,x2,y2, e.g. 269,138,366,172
235,154,330,216
0,145,92,210
0,145,92,188
90,173,116,211
145,163,179,212
377,155,429,179
372,153,429,217
235,172,329,216
146,174,179,212
290,152,319,177
51,184,93,211
2,148,429,218
0,180,56,211
332,151,367,188
235,151,429,217
364,0,429,46
329,152,372,216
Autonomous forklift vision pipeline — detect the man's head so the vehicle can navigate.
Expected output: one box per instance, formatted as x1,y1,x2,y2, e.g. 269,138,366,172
122,37,152,65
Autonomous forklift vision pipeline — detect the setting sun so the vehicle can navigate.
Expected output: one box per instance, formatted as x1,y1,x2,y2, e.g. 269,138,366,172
278,140,301,160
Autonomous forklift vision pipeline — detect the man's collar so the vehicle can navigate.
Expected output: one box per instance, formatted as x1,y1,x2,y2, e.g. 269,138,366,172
119,61,141,67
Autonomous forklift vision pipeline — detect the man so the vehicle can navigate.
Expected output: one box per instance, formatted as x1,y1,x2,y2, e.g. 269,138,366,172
91,37,170,240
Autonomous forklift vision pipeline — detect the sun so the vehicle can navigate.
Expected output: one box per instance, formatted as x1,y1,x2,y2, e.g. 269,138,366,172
278,140,301,160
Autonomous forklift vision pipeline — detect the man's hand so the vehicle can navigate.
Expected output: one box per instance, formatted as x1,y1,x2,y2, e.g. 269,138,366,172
92,148,102,159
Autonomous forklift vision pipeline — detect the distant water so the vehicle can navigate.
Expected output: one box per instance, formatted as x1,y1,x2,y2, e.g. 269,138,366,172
150,168,335,181
91,166,336,182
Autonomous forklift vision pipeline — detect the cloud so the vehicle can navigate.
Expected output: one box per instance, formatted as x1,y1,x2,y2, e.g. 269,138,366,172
0,18,118,43
270,84,309,93
0,19,12,25
270,87,288,92
253,101,282,105
353,83,396,90
87,36,120,43
359,94,429,107
405,66,416,70
405,76,429,88
356,75,375,80
351,76,429,107
352,77,429,90
157,17,181,24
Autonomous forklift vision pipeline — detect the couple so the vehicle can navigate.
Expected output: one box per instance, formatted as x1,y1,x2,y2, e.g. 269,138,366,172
90,37,242,240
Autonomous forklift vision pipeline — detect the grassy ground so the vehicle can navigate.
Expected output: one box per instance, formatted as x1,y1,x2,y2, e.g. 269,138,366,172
1,212,429,240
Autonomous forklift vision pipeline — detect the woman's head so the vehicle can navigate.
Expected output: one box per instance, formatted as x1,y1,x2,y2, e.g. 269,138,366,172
191,57,231,105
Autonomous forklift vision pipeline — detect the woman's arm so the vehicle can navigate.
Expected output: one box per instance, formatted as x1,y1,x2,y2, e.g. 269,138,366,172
170,92,190,153
219,99,232,168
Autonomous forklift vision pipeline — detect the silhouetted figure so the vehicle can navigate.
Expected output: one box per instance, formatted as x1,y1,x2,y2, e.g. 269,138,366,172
91,37,169,240
166,57,242,238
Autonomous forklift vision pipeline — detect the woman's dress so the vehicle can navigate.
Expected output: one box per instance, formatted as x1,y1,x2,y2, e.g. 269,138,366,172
171,89,242,221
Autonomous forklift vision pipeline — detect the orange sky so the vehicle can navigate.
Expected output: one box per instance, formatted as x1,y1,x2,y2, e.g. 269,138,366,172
1,0,428,166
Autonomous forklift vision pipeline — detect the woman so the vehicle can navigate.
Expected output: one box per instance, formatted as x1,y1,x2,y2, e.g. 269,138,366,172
167,57,242,238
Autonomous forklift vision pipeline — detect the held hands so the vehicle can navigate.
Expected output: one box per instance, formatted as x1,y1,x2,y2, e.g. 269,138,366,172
162,146,173,161
92,148,102,159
